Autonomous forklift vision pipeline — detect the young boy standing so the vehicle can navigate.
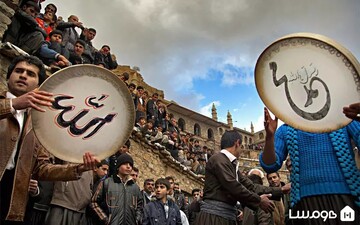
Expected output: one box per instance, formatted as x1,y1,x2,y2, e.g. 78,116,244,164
142,178,182,225
91,154,143,225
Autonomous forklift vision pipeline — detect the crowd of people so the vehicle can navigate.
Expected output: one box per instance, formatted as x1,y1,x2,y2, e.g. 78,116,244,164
3,0,118,71
1,1,360,225
132,107,214,176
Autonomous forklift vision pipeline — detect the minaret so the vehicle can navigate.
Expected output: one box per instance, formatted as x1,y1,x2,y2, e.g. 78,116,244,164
251,122,254,133
211,103,218,121
227,111,233,130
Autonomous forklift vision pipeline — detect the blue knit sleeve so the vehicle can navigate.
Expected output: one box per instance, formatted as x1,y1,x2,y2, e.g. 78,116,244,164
259,125,288,173
347,120,360,146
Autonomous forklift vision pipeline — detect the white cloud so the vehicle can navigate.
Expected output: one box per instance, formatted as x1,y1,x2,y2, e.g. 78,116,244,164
221,66,254,86
199,101,221,117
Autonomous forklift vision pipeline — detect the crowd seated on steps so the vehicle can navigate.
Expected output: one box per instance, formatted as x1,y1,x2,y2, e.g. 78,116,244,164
3,0,118,72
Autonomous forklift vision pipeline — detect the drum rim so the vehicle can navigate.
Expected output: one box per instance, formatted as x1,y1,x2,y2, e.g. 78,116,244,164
255,32,360,133
31,64,135,162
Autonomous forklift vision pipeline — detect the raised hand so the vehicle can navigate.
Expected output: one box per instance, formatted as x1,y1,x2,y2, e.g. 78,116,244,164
264,107,278,138
77,152,100,173
12,89,53,112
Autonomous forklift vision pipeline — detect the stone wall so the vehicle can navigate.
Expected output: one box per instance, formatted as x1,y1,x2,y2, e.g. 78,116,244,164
130,136,204,194
0,0,16,92
0,53,10,92
0,1,16,40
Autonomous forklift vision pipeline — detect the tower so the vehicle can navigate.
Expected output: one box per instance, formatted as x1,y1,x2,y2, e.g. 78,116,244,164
211,103,218,121
227,111,233,130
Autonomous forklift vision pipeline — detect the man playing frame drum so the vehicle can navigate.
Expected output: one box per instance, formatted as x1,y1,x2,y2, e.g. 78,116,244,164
257,33,360,225
0,55,99,224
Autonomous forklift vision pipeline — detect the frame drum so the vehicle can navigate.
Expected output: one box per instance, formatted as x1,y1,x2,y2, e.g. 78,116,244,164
255,33,360,133
32,65,135,163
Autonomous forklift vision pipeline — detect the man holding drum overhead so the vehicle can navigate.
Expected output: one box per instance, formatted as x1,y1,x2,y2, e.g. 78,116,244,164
0,55,99,224
255,33,360,225
260,107,360,225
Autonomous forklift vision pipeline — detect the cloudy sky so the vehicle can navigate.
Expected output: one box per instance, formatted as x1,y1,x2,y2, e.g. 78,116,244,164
50,0,359,132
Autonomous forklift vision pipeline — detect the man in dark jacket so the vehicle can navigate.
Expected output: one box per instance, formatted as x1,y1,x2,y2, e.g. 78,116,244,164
142,178,182,225
3,0,46,55
91,154,143,225
187,189,202,225
141,178,155,208
94,45,118,70
146,93,159,124
195,130,290,225
56,15,83,52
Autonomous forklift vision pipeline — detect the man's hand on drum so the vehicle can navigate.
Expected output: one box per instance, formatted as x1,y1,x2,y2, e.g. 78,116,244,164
12,89,53,112
264,107,278,138
343,103,360,122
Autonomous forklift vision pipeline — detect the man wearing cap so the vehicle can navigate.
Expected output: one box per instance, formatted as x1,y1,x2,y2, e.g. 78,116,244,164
91,153,143,225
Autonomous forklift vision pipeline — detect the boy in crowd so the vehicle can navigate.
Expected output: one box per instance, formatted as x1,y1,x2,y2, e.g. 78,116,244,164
142,178,182,225
93,160,109,190
108,139,131,177
68,39,87,65
91,154,143,225
37,30,70,67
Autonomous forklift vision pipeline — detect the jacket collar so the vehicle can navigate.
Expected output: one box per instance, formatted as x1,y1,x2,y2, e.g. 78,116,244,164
113,174,134,185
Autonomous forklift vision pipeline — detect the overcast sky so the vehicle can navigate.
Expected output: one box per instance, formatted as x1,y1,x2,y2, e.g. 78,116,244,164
50,0,360,131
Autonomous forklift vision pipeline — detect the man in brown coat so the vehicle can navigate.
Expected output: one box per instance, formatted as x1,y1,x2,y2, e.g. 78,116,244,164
0,55,98,224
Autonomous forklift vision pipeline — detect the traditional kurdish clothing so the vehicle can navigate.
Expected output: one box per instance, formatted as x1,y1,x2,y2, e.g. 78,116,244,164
196,150,282,225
